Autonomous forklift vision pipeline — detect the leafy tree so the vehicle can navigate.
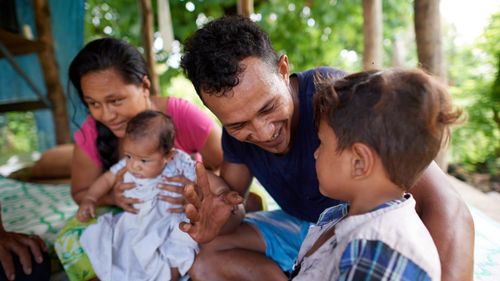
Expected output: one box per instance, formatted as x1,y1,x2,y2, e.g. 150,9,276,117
448,12,500,176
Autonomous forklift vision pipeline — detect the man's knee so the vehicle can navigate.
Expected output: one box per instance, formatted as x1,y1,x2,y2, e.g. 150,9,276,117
189,244,219,281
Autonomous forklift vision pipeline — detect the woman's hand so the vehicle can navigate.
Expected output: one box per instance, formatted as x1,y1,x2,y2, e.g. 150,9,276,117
112,167,140,213
159,175,196,213
0,230,48,281
179,162,243,244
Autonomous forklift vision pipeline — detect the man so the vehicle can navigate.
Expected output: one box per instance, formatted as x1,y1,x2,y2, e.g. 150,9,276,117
0,202,50,281
179,15,474,281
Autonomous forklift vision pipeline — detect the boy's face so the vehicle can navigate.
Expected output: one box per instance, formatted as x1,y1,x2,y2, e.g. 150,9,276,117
314,118,354,200
123,137,169,179
201,56,295,154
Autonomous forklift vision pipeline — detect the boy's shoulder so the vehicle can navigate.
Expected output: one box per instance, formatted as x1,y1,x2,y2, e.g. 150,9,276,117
335,196,440,279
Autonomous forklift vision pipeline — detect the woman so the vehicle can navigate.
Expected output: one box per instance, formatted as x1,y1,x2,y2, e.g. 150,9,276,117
55,38,222,281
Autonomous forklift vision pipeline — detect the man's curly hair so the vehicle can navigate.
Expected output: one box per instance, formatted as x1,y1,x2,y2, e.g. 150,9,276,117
181,15,279,97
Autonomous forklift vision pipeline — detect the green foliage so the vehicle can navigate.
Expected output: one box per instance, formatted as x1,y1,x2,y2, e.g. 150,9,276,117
77,1,499,178
0,112,38,163
448,12,500,176
83,0,414,80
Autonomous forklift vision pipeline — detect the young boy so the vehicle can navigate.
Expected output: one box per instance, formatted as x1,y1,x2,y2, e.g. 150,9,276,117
76,110,198,281
290,69,462,280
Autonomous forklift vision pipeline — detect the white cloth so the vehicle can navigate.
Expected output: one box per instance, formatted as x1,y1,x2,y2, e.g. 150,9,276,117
80,150,198,281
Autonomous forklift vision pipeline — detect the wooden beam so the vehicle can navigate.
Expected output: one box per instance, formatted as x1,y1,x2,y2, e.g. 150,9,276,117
33,0,70,144
414,0,448,170
140,0,160,96
237,0,254,17
362,0,383,70
0,29,43,58
0,100,48,113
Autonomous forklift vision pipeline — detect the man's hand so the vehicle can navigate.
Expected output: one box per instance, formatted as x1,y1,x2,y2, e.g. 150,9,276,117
112,167,140,213
180,162,243,244
0,231,48,281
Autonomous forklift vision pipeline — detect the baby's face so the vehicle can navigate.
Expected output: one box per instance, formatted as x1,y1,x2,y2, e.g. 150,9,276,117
123,137,169,179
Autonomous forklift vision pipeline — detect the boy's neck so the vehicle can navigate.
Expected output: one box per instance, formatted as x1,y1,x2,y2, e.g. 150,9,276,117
348,177,405,216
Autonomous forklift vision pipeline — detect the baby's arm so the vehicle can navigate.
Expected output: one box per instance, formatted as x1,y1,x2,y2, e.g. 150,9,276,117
76,171,116,222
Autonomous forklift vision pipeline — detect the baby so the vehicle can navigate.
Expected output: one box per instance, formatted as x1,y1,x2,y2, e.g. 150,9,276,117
77,110,198,281
291,68,462,280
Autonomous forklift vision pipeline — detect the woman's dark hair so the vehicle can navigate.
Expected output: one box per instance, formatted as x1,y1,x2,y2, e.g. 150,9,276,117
69,38,149,170
314,68,462,190
181,15,279,97
126,110,175,154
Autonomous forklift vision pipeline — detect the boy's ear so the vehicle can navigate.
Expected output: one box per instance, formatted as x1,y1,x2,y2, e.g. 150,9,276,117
350,143,374,179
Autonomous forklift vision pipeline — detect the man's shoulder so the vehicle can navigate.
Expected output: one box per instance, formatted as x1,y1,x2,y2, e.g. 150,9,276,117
294,67,347,80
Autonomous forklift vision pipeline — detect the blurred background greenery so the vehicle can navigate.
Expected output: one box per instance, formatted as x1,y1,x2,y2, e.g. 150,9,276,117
2,0,499,185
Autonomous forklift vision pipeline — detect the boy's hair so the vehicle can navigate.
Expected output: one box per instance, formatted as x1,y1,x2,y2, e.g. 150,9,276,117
314,68,462,190
180,15,279,97
125,110,175,154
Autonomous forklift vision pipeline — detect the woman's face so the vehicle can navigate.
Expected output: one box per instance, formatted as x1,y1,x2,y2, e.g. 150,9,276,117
80,68,150,138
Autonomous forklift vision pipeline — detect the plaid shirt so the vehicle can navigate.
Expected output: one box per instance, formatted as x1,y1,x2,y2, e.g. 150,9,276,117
291,198,432,281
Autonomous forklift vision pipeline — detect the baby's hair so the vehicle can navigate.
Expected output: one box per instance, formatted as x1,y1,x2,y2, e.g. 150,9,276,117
125,110,175,154
314,68,463,190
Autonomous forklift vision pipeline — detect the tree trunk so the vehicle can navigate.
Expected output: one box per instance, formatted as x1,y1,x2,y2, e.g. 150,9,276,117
362,0,383,70
33,0,70,144
140,0,159,96
237,0,254,17
414,0,448,170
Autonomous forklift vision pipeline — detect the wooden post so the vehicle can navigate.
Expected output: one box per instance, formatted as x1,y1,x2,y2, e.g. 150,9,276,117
140,0,159,96
237,0,254,17
33,0,70,144
414,0,448,170
414,0,445,80
362,0,383,70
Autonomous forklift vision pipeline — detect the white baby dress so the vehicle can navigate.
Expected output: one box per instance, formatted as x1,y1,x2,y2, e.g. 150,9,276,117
80,149,198,281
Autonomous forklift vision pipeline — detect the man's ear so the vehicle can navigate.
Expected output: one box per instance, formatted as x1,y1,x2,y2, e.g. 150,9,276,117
350,143,375,179
277,54,289,80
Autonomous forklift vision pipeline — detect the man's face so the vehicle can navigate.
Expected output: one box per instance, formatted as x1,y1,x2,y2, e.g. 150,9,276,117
201,56,295,154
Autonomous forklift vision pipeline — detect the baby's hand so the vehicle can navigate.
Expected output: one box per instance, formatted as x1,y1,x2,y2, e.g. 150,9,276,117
77,198,97,222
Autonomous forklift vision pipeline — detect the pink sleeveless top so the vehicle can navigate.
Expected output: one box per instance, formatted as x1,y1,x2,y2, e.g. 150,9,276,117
74,96,215,167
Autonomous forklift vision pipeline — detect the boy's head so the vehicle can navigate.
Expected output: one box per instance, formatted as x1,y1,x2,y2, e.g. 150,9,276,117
313,68,462,194
123,110,175,178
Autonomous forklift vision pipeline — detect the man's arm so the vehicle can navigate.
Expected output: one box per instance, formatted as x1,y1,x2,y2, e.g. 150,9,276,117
216,160,253,233
411,161,474,281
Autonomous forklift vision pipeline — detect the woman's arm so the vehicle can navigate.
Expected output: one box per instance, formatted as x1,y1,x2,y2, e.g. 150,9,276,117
411,162,474,281
71,145,115,206
199,125,223,172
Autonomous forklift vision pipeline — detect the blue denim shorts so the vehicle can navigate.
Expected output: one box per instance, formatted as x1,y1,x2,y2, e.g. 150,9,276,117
244,210,311,272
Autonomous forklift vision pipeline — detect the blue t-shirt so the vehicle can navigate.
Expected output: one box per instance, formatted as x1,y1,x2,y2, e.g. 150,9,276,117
222,67,347,222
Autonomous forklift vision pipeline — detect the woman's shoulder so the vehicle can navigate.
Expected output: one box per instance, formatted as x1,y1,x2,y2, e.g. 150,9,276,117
74,116,97,142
